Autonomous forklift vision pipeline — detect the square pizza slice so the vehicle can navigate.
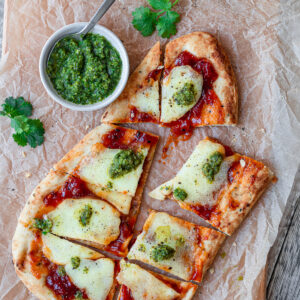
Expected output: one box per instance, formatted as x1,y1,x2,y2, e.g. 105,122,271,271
127,211,225,283
14,124,158,257
116,260,198,300
150,137,275,235
101,42,162,124
12,226,118,300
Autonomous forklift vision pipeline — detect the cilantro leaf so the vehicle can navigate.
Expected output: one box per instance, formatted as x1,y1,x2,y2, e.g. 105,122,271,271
13,132,28,146
156,11,180,38
1,96,32,118
148,0,172,11
132,1,181,38
0,96,45,148
132,7,157,37
25,119,45,148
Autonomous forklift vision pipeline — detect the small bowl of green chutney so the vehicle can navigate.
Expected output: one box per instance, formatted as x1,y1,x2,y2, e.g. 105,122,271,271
39,23,129,111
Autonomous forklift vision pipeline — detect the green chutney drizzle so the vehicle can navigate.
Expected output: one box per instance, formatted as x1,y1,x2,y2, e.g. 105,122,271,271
47,33,122,105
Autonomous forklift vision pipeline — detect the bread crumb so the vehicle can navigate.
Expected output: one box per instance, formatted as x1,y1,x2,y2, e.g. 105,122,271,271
85,125,90,130
240,159,246,167
25,172,31,178
209,268,215,274
22,151,26,157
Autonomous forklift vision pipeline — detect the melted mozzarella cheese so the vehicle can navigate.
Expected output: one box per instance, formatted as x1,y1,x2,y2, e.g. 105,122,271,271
150,140,238,207
78,147,148,197
160,65,203,123
117,260,179,300
128,212,194,280
130,81,160,118
42,234,101,265
65,258,114,300
48,198,121,245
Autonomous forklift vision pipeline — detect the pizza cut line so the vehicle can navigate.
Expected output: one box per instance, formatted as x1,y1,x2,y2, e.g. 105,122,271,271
101,32,238,154
149,137,275,235
117,260,198,300
127,210,225,283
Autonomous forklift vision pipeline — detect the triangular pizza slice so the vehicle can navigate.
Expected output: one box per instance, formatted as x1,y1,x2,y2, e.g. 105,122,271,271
117,260,198,300
13,124,158,257
12,229,117,300
161,32,238,149
127,211,225,283
150,137,275,235
101,42,162,123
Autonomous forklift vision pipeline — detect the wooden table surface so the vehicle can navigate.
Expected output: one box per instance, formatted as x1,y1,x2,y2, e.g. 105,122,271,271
0,1,299,299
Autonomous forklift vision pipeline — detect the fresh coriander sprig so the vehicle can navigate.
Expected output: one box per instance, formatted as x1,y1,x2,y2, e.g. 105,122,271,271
0,97,45,148
132,0,180,38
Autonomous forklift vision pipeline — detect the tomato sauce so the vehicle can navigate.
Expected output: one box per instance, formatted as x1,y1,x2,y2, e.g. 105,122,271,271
43,176,92,207
102,128,158,150
129,106,157,123
29,232,87,299
189,204,218,221
162,51,225,157
46,266,88,300
146,67,162,81
119,285,134,300
105,216,135,256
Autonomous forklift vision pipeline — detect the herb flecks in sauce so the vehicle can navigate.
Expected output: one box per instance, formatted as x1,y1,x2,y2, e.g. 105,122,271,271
173,82,197,106
57,266,66,277
151,244,175,262
33,218,53,234
202,151,223,183
79,205,93,227
173,187,187,201
47,33,122,105
109,149,144,179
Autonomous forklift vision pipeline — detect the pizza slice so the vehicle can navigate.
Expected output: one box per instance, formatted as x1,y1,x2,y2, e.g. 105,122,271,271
101,42,162,123
12,226,117,300
150,137,275,235
116,260,197,300
127,211,225,283
14,124,158,257
161,32,238,153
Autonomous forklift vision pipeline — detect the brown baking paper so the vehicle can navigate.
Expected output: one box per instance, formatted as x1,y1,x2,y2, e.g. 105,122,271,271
0,0,300,299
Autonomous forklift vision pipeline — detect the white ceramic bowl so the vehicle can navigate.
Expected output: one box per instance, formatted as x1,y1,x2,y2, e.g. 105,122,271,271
39,23,129,111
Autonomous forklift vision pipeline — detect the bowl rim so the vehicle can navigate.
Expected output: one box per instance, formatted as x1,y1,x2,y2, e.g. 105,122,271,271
39,22,129,112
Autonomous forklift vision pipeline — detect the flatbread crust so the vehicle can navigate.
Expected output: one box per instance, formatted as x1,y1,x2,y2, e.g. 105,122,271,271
163,31,238,125
13,124,158,257
150,137,275,235
117,260,198,300
12,226,117,300
127,211,225,283
101,42,162,123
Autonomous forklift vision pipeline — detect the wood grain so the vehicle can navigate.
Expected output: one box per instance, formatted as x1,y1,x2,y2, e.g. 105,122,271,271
267,169,300,300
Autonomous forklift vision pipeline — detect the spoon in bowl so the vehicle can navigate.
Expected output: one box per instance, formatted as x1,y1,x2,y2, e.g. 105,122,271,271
47,0,116,60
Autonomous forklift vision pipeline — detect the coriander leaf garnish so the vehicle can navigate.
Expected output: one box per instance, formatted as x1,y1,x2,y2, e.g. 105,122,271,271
148,0,173,11
0,96,32,118
0,96,45,148
156,10,180,38
132,0,181,38
132,7,157,37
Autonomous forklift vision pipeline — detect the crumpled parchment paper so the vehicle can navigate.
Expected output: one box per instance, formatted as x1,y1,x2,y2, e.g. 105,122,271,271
0,0,300,299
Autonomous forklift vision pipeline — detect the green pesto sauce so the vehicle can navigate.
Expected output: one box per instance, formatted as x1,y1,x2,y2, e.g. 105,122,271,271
79,204,93,226
71,256,81,269
151,244,175,262
109,149,144,179
173,187,188,201
173,82,196,106
47,33,122,105
202,151,223,183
